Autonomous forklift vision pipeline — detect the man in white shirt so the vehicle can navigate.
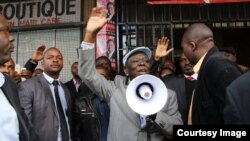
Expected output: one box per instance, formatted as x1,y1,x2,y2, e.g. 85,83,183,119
0,14,39,141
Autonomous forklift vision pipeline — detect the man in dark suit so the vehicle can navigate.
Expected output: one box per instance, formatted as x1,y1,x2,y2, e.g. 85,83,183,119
162,52,197,124
224,70,250,124
107,2,116,22
18,47,72,141
65,61,82,105
106,39,116,61
219,47,249,73
0,14,39,141
74,65,111,141
151,37,195,124
181,23,241,124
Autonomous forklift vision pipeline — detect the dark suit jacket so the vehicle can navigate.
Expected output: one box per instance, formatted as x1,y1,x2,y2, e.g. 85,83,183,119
107,51,116,61
65,79,77,106
18,74,73,141
73,83,100,141
224,70,250,124
192,47,241,124
24,58,38,73
2,74,39,141
162,75,195,124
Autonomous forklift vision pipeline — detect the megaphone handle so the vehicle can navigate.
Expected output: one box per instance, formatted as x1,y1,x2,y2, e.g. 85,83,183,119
146,117,169,138
146,117,151,141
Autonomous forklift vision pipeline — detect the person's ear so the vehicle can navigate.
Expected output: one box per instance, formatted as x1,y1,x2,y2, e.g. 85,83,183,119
190,42,197,51
124,66,128,76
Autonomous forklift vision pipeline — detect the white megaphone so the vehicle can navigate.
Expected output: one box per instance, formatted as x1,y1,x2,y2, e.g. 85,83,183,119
126,74,168,115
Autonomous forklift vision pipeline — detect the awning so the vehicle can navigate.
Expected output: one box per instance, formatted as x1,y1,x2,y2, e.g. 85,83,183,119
147,0,250,5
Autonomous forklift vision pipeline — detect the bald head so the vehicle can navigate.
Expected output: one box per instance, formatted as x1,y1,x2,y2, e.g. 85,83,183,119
181,23,215,65
182,23,214,45
0,15,9,31
0,14,15,65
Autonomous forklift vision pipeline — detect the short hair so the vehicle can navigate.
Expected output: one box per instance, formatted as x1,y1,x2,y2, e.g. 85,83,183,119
107,2,114,8
43,47,62,56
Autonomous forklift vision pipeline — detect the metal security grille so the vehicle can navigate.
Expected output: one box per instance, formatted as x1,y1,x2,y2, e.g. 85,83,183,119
117,0,250,72
11,28,81,82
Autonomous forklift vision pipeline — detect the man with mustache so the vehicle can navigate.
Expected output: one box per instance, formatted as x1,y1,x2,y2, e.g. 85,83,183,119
78,7,182,141
18,47,72,141
162,51,197,124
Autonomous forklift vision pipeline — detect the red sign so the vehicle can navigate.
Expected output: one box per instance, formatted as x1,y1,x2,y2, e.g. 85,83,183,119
96,0,116,71
147,0,250,5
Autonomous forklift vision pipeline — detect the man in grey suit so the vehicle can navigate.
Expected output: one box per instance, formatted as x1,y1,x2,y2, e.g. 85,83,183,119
18,47,72,141
78,7,182,141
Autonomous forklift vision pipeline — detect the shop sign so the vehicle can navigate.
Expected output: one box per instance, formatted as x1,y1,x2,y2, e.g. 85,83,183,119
0,0,81,27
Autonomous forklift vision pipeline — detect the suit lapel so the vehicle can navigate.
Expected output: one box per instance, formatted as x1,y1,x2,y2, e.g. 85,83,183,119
2,76,29,140
61,81,72,134
70,79,77,95
179,77,186,108
38,75,59,120
192,47,218,116
2,77,19,113
61,82,72,114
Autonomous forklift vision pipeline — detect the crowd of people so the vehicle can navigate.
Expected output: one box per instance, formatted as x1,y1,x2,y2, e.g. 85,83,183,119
0,5,249,141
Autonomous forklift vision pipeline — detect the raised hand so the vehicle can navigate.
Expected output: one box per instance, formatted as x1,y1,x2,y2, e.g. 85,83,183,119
154,37,173,61
84,7,108,43
87,7,108,33
31,44,46,62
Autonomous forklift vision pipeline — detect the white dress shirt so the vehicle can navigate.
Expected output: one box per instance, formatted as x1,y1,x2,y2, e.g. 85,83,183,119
43,72,71,141
0,72,19,141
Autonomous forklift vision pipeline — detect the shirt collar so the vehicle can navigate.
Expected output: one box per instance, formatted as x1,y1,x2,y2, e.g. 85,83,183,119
42,72,61,86
193,52,207,74
184,73,198,80
0,72,5,87
73,78,80,85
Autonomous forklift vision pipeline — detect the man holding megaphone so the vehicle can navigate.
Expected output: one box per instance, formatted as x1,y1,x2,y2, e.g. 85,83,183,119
78,7,182,141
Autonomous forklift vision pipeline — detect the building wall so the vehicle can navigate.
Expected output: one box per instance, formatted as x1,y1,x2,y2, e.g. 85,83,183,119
0,0,96,82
